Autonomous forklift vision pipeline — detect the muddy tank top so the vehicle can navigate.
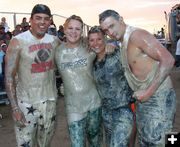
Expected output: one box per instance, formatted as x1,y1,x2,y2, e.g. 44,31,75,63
15,30,59,104
120,25,172,92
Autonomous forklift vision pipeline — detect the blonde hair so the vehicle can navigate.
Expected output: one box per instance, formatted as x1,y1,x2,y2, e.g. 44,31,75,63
63,15,83,29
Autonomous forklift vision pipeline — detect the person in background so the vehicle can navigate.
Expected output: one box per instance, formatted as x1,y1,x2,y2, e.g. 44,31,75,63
1,43,7,86
88,25,134,147
0,40,6,53
55,15,102,147
0,43,5,90
5,4,60,147
0,41,6,127
0,17,9,32
0,42,7,53
0,25,7,41
99,9,176,147
175,38,180,68
12,24,22,36
4,31,12,46
57,25,65,41
21,17,30,32
48,17,57,36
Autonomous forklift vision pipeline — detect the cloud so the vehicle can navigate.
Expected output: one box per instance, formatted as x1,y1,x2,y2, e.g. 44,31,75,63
126,17,158,26
54,0,107,8
126,17,162,33
0,0,178,33
134,1,178,8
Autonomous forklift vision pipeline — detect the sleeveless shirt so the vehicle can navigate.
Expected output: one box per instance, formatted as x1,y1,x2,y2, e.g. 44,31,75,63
120,26,172,92
15,30,59,103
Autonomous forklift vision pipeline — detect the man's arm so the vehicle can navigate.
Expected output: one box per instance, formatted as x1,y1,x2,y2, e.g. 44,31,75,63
132,30,175,101
5,38,26,127
5,38,20,109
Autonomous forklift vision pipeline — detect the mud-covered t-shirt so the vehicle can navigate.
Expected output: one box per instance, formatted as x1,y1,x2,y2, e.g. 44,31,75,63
93,49,133,109
15,30,59,104
55,43,101,114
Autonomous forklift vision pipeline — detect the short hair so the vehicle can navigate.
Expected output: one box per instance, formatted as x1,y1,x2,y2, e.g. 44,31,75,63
64,15,83,29
31,4,51,18
99,9,120,23
88,26,105,37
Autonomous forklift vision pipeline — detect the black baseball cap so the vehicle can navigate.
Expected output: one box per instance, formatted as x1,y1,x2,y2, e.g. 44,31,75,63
31,4,52,17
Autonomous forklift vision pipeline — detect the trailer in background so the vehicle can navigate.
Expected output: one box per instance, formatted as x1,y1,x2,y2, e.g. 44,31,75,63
165,4,180,56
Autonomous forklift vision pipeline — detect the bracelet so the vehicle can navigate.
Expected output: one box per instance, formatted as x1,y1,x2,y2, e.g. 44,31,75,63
12,106,19,112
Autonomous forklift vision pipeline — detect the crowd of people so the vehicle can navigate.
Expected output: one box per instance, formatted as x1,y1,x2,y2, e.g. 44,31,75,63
0,3,177,147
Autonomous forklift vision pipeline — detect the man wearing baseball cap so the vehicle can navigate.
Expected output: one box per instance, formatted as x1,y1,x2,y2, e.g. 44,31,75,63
5,4,60,147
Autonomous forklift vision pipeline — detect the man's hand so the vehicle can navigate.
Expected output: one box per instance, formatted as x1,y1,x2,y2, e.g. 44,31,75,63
132,89,152,102
12,107,27,128
105,43,116,54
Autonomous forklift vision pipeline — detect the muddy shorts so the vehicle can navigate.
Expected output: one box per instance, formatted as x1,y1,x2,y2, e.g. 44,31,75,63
15,100,56,147
136,88,176,147
102,106,133,147
68,107,102,147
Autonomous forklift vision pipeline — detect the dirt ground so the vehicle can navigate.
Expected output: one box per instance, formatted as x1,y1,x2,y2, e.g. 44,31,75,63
0,68,180,147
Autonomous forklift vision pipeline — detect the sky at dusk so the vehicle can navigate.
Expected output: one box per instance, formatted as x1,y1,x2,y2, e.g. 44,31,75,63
0,0,179,33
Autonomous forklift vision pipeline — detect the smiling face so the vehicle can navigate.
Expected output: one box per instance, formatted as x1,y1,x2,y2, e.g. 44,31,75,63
88,32,105,54
100,16,124,40
64,19,83,46
30,13,51,39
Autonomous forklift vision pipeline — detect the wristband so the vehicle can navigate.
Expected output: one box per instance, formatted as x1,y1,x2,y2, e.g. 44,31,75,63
12,106,19,112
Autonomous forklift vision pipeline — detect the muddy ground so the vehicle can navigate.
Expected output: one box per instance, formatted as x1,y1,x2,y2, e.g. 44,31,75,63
0,68,179,147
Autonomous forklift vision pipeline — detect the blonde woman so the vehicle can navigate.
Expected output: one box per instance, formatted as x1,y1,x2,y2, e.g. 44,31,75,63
55,15,102,147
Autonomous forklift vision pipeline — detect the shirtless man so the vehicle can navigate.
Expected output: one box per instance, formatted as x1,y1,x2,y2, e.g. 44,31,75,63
5,4,60,147
99,10,176,147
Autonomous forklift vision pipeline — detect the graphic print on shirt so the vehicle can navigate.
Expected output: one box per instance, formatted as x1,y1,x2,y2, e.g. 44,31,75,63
29,43,54,73
60,58,87,71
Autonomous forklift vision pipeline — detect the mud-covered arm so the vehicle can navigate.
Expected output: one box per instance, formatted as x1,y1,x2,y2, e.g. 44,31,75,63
5,38,21,110
132,30,175,102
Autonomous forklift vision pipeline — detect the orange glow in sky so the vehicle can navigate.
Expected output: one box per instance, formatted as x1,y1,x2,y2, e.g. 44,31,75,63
0,0,179,33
